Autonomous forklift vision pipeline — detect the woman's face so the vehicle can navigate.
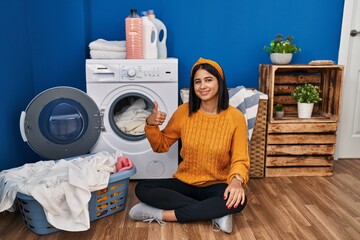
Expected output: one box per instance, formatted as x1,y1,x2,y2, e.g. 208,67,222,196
193,68,219,103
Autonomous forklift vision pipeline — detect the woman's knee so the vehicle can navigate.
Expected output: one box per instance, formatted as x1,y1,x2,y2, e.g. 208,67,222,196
134,180,161,201
134,180,148,198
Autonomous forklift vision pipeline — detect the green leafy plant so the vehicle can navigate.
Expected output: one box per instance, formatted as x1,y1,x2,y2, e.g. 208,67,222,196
292,84,322,103
264,34,301,54
274,104,283,111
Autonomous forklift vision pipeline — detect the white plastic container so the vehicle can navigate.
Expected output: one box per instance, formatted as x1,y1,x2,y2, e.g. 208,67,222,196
148,10,167,59
141,13,158,59
125,9,143,59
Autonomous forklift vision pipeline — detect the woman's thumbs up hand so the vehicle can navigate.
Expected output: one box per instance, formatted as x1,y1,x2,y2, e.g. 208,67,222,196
146,101,167,126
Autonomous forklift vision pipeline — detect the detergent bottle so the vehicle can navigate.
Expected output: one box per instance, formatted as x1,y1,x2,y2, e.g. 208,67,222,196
147,10,167,59
141,11,158,59
125,9,143,59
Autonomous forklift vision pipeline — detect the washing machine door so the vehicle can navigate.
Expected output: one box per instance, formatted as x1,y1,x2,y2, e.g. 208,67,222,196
20,86,101,159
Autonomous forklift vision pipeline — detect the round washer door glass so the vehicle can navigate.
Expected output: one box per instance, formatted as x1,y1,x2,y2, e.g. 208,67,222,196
21,87,101,159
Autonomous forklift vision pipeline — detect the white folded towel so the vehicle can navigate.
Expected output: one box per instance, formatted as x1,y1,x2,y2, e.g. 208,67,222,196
89,39,126,52
90,50,126,59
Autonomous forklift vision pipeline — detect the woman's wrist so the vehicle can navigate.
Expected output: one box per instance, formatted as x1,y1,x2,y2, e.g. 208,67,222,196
145,118,153,126
231,174,244,186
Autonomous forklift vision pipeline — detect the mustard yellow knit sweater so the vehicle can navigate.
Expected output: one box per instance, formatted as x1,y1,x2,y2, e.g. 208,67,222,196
145,103,250,186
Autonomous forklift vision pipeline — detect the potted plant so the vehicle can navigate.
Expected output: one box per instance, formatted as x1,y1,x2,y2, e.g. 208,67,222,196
291,83,322,118
264,34,301,64
274,104,284,119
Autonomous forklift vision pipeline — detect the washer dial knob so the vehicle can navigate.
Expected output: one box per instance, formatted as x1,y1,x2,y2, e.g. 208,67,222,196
127,68,136,77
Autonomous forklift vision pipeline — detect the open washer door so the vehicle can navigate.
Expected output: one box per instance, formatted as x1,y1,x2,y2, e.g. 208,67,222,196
20,86,102,159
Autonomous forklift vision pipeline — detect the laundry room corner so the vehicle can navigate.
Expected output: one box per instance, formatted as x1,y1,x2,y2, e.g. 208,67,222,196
2,0,358,239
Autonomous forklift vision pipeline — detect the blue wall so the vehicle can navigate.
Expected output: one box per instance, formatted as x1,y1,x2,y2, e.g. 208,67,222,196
0,0,344,171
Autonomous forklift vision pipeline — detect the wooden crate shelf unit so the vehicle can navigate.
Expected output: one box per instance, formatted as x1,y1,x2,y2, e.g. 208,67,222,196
259,64,343,123
259,64,344,177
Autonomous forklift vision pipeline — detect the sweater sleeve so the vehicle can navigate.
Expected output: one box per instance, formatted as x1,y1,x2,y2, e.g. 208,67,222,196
145,103,188,153
227,109,250,185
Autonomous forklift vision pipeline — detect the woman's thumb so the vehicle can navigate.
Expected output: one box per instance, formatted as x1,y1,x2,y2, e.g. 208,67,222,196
152,101,159,112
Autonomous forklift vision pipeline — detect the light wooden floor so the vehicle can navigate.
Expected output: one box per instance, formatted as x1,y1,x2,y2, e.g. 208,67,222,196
1,159,360,240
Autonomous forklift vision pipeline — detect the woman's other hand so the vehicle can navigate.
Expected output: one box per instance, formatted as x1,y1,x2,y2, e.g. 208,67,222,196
223,178,245,209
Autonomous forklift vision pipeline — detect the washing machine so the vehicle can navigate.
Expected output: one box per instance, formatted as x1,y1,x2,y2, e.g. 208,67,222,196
19,58,179,179
85,58,178,179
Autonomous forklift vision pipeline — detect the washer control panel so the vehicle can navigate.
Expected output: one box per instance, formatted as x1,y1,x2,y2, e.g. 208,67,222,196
86,59,178,83
120,65,162,80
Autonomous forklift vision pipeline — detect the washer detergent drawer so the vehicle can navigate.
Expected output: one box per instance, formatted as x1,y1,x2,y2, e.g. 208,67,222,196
86,64,119,82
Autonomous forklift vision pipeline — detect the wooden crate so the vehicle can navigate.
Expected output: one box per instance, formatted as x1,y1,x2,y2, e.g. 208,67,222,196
259,64,344,123
259,64,344,177
266,122,336,177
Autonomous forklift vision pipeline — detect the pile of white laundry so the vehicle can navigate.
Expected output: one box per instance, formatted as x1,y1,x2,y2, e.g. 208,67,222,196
114,98,151,135
89,38,126,59
0,151,117,231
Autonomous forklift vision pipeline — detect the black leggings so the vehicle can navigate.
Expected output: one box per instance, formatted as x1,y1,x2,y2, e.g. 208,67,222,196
134,178,247,223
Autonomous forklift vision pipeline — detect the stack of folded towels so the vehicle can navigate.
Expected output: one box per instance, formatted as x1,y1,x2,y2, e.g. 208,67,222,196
89,39,126,59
